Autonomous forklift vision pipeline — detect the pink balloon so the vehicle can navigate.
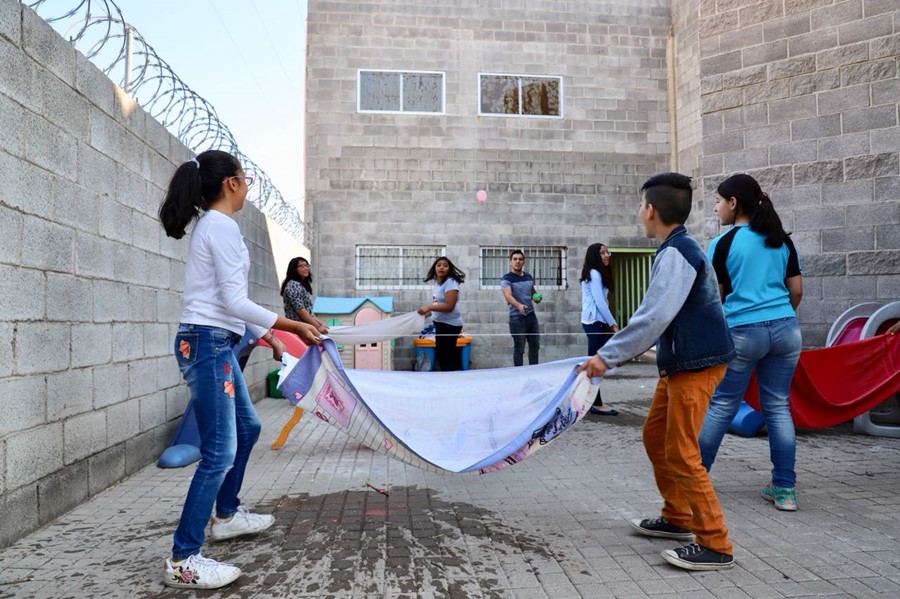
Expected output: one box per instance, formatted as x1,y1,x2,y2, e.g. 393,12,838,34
476,190,487,203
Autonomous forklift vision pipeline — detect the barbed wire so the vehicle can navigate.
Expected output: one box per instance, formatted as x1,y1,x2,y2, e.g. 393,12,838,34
25,0,310,244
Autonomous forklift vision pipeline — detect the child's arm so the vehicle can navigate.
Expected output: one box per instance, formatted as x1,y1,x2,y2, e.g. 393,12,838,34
596,247,698,368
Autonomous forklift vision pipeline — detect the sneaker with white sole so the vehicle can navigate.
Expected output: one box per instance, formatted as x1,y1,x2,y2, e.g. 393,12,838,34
630,517,695,541
164,553,241,589
661,543,735,571
209,506,275,541
761,483,798,511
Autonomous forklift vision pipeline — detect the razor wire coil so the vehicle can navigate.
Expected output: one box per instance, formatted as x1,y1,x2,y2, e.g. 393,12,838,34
26,0,310,243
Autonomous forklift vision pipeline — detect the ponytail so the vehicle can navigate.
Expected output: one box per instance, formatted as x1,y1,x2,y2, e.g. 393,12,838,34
159,149,241,239
717,173,788,248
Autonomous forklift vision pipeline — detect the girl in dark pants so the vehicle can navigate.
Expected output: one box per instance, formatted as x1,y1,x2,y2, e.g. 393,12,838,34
418,257,466,371
580,243,619,415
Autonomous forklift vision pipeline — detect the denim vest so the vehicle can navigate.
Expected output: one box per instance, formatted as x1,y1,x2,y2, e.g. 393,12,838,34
656,226,735,377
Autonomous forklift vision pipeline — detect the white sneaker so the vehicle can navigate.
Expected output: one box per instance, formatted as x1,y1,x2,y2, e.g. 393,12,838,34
164,554,241,589
209,506,275,541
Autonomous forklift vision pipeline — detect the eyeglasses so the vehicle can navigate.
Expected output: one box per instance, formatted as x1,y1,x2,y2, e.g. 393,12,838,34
229,175,255,187
297,263,311,269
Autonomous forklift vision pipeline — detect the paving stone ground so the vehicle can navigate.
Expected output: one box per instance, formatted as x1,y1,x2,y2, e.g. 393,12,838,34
1,361,898,598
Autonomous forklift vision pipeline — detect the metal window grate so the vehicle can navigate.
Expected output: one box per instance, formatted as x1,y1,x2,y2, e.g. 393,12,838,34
356,246,445,289
479,246,567,289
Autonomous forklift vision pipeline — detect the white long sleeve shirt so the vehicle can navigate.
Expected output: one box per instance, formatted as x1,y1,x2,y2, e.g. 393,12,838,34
179,210,277,337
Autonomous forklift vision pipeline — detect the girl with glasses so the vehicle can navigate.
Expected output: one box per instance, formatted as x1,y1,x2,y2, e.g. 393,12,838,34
158,150,321,589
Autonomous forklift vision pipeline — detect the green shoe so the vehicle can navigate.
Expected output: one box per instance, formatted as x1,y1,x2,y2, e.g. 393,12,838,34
761,483,797,511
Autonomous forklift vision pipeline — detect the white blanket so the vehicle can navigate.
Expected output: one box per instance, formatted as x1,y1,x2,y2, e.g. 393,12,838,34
277,339,603,474
325,311,426,346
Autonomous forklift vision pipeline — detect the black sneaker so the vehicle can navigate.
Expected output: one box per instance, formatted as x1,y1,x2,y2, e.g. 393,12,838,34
661,543,735,571
630,517,694,540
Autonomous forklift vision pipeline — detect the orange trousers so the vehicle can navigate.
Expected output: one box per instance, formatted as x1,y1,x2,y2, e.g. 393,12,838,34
643,364,732,555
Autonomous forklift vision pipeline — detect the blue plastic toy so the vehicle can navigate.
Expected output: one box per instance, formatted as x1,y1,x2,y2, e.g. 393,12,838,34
727,401,765,437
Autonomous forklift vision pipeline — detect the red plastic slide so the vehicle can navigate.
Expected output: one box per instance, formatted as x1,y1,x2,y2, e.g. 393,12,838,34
744,333,900,429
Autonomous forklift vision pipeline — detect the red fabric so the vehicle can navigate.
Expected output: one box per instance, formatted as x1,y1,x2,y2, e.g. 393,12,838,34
744,334,900,429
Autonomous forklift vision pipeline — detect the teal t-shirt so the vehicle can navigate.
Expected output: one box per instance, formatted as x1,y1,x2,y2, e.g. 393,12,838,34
708,224,801,327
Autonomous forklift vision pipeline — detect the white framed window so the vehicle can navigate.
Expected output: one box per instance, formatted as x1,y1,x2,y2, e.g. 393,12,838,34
357,70,445,114
356,246,445,289
478,73,562,118
480,246,567,289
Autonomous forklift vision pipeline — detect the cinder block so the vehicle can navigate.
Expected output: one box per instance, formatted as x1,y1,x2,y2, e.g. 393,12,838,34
47,367,93,421
0,265,44,321
841,58,897,87
790,69,841,96
127,285,157,323
124,426,166,476
811,0,863,31
0,374,46,436
74,52,114,116
844,152,899,180
89,106,133,166
788,28,837,57
6,422,63,489
763,12,811,42
769,95,817,123
842,105,898,134
838,15,894,45
92,280,131,323
139,390,167,432
746,124,791,148
92,362,128,409
876,273,900,297
88,444,125,496
816,42,869,70
142,323,170,359
63,410,107,464
791,114,841,141
869,33,900,60
742,39,788,68
0,93,24,157
0,0,20,46
71,323,112,368
46,273,94,323
818,131,871,160
156,290,183,324
15,322,68,375
74,232,115,279
0,485,39,549
115,167,150,213
52,180,99,235
21,215,74,273
21,8,75,86
793,160,844,186
111,322,145,362
822,227,876,252
113,245,147,285
874,176,899,202
129,358,160,399
0,206,22,264
0,151,52,215
848,249,900,275
0,323,11,378
37,460,89,523
848,200,899,226
40,70,90,140
76,143,117,204
143,253,171,290
106,398,140,446
770,141,818,165
165,385,190,421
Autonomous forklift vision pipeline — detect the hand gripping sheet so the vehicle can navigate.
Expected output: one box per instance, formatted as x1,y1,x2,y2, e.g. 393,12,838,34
277,339,601,474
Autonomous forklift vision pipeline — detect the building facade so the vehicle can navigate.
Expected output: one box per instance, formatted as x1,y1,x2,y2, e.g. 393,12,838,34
305,0,900,368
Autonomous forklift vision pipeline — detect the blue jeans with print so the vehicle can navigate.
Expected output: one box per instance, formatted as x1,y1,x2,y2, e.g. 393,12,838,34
509,311,540,366
171,324,261,559
698,317,801,488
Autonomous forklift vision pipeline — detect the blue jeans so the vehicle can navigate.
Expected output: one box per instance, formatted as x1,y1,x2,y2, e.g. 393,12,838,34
698,317,801,488
583,321,613,406
509,311,540,366
171,324,261,559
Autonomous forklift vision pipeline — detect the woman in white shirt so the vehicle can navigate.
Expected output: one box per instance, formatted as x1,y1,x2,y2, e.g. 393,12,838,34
579,243,620,415
158,150,320,589
417,256,466,371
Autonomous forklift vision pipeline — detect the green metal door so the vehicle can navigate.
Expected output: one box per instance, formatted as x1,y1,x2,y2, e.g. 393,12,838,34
609,248,655,327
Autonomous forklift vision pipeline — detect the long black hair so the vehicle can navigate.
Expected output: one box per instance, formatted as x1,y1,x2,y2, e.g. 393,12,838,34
717,173,788,248
281,256,313,295
159,149,242,239
424,256,466,284
579,242,613,291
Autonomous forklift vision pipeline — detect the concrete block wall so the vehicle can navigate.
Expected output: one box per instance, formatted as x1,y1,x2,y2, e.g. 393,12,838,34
306,0,671,368
0,0,284,548
691,0,900,346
